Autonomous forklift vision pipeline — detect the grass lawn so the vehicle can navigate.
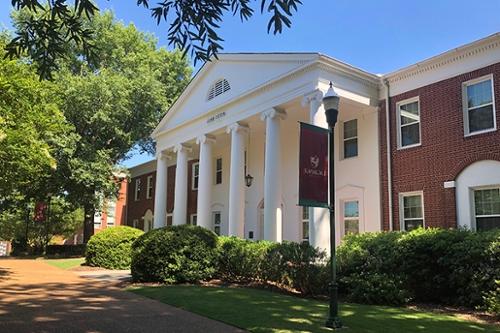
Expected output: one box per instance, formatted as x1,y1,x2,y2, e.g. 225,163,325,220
129,285,499,333
44,257,85,270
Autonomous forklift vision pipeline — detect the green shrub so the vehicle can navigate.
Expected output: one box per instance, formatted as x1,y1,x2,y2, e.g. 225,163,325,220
482,280,500,317
131,225,218,283
217,236,275,282
336,228,500,309
340,272,410,305
85,226,143,269
263,241,329,296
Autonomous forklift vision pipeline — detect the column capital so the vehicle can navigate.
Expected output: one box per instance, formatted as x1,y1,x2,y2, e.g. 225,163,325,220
260,108,287,121
302,89,324,108
173,143,192,154
157,150,174,160
196,134,216,145
226,122,249,134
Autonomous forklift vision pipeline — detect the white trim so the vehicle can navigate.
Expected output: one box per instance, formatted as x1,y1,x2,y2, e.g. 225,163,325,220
462,74,496,137
399,191,425,231
396,96,422,150
146,175,153,199
191,162,200,190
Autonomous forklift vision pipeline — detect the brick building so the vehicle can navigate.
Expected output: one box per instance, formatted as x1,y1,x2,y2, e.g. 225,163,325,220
124,33,500,252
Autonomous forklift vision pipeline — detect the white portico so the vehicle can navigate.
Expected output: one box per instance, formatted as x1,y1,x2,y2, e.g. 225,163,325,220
151,53,381,251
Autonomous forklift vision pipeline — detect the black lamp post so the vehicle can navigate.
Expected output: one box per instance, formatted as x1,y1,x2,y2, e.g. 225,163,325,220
323,82,342,329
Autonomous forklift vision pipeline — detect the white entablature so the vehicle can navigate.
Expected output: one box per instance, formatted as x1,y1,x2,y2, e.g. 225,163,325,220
152,52,379,150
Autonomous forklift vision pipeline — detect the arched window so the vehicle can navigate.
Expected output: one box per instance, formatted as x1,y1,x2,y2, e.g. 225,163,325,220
207,79,231,101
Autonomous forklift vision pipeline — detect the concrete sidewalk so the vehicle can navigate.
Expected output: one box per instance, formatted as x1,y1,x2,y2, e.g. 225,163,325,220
0,259,245,333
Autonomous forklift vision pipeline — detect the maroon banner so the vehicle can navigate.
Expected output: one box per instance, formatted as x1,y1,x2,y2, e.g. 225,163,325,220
298,122,329,208
34,202,47,222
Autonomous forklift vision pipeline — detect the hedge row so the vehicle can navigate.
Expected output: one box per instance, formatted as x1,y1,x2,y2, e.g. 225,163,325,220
88,225,499,315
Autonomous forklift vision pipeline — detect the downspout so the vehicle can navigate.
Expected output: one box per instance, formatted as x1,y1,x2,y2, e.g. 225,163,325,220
384,79,394,231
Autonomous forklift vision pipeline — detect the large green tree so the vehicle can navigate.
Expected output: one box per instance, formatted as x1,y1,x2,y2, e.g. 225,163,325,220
50,12,191,242
6,0,302,79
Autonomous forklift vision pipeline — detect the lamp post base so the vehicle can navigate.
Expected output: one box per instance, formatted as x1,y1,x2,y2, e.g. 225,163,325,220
325,317,343,329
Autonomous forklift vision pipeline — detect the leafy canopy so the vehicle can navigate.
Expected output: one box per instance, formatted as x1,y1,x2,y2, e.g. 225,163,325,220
7,0,302,79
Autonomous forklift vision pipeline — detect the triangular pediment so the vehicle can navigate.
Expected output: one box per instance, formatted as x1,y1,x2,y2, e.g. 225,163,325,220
152,53,319,136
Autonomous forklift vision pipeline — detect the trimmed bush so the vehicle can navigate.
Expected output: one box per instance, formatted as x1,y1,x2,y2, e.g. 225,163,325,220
263,241,329,296
85,226,143,269
337,228,500,310
131,225,218,283
217,236,275,282
46,244,86,257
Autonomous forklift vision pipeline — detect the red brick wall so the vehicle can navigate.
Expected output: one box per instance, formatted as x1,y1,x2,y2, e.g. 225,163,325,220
126,171,156,229
379,62,500,230
127,160,199,227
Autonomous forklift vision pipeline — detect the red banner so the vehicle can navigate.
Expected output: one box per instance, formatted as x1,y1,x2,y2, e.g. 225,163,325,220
298,122,329,208
34,202,47,222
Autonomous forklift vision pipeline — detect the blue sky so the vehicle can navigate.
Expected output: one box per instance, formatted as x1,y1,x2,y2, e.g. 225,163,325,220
2,1,499,167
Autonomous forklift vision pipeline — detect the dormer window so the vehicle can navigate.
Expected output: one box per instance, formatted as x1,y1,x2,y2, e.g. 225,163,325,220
207,79,230,101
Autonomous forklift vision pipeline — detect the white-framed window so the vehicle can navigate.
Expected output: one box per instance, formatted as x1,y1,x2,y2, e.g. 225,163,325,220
342,119,358,159
146,175,153,199
343,201,360,235
192,162,199,190
399,192,425,231
190,214,198,226
473,187,500,231
301,207,309,242
94,212,102,229
106,200,116,226
397,97,421,149
215,158,223,185
134,178,141,201
213,211,221,235
463,74,496,136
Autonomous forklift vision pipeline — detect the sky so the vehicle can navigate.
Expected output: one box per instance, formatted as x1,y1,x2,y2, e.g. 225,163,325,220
1,1,500,167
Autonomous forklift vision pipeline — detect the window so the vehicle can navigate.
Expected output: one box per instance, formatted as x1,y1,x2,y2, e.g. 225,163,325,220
215,158,223,185
192,162,199,190
207,79,231,101
463,75,496,135
94,212,102,229
400,192,424,231
397,97,421,148
213,211,221,235
302,207,309,242
146,175,153,199
343,119,358,158
106,200,116,226
190,214,198,226
474,188,500,231
343,201,359,235
134,179,141,201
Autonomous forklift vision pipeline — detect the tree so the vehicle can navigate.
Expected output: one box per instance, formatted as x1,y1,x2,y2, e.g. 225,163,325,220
6,0,302,79
0,34,75,206
50,12,191,242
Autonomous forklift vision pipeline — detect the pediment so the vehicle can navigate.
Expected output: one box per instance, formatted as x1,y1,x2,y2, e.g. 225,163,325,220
152,53,319,136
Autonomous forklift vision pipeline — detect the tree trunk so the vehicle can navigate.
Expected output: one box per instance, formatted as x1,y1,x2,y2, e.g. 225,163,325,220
83,203,95,244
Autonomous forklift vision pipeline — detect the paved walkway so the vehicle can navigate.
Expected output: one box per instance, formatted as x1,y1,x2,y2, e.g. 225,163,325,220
0,259,245,333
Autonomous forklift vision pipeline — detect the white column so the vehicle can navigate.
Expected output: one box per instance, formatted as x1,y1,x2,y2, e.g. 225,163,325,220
302,89,330,252
226,122,248,237
153,152,169,228
196,134,216,229
261,108,286,242
173,143,191,226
